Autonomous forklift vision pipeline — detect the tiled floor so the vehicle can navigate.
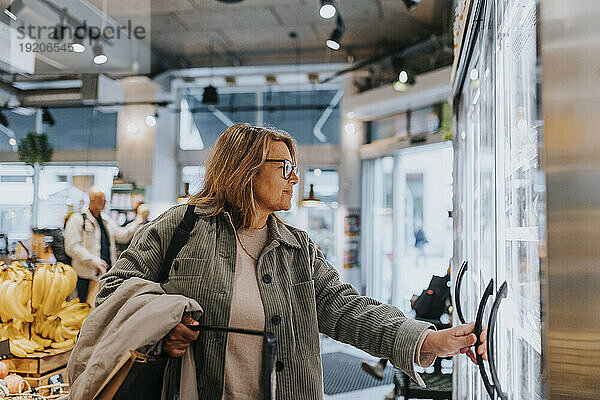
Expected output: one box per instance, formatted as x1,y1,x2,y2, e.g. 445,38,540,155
320,335,397,400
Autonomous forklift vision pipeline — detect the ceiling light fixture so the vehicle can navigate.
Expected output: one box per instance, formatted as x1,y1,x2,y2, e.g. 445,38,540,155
93,43,107,65
145,114,157,127
402,0,421,11
0,111,9,128
302,184,321,207
126,122,138,133
398,70,409,84
42,107,55,126
4,0,24,21
202,85,218,105
326,15,345,51
202,37,218,105
71,35,86,53
393,81,408,92
319,0,336,19
394,69,415,89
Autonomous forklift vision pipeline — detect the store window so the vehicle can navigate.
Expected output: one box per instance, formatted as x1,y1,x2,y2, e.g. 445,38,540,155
0,110,35,152
179,93,256,150
363,156,394,304
262,90,340,145
362,143,453,311
393,144,453,313
178,89,341,150
0,164,119,243
44,107,118,150
37,165,119,229
0,164,34,241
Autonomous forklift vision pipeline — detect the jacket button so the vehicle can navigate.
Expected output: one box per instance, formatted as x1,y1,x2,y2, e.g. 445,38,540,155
262,274,272,284
271,315,281,325
275,361,284,372
172,260,179,271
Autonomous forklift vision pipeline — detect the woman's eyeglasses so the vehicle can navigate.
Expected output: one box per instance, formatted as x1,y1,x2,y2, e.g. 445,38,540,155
265,159,297,180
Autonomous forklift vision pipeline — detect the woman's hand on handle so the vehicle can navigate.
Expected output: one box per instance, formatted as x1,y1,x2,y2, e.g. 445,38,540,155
163,314,200,357
420,322,487,365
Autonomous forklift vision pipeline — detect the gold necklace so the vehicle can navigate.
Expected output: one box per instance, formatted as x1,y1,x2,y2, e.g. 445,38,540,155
235,231,258,261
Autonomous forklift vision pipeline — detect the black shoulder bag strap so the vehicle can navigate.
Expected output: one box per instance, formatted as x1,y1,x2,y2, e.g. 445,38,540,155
156,204,199,284
114,204,199,400
81,212,88,230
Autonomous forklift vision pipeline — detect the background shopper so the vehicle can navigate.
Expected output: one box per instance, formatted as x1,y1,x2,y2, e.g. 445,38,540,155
65,187,147,302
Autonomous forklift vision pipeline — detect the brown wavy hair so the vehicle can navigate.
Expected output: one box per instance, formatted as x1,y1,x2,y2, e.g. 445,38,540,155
188,123,297,230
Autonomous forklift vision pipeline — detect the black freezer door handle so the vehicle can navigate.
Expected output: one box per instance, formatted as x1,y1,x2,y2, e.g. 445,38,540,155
454,260,469,324
475,279,495,399
487,281,509,400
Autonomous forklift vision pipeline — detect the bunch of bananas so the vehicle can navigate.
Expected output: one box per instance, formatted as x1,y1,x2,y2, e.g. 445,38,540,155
0,261,87,357
33,299,90,350
0,263,34,323
32,263,77,316
0,321,41,357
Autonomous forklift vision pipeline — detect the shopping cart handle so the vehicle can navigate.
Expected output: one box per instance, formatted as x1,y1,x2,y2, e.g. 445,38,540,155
188,324,270,337
168,325,277,400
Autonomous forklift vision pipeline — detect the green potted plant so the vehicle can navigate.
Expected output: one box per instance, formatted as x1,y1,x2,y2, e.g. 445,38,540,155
18,132,53,166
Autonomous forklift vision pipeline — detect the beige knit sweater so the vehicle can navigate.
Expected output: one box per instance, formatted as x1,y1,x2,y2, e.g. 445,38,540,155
222,226,269,400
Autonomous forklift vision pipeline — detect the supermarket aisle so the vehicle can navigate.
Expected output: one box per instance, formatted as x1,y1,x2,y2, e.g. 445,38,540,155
321,335,396,400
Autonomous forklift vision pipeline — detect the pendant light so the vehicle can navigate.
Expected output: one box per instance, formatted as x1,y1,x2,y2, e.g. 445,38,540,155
302,184,321,207
202,38,218,105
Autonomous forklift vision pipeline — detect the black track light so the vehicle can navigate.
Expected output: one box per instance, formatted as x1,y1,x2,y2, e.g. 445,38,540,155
202,85,218,105
71,35,86,53
402,0,421,11
326,15,345,51
0,111,9,128
42,107,55,126
4,0,24,21
93,43,107,64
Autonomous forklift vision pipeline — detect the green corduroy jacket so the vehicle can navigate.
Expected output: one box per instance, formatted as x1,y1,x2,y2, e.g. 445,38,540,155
97,204,433,400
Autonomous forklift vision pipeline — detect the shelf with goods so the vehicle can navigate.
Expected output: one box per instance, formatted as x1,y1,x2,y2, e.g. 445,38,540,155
110,182,146,226
0,260,91,396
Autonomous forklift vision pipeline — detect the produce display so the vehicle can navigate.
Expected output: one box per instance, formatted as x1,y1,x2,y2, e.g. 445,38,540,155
0,359,68,397
0,261,91,357
0,369,29,395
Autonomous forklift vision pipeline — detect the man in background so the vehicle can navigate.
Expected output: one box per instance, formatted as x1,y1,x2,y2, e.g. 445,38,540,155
64,187,148,303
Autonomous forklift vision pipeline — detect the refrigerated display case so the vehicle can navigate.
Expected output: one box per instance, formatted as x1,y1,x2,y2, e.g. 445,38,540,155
451,0,543,399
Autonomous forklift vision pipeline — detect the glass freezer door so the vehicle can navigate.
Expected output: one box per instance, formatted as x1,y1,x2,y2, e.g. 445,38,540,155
494,0,543,398
453,5,496,396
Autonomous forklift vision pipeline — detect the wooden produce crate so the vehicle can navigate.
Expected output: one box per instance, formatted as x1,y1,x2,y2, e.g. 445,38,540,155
4,347,72,387
20,365,68,387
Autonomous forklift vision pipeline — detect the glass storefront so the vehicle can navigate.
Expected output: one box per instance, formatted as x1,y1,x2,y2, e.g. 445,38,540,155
0,163,118,242
362,143,453,310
